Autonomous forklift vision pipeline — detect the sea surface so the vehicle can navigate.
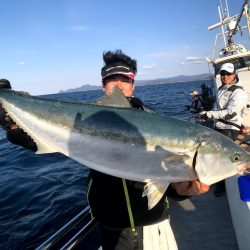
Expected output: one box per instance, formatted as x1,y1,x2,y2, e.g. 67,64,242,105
0,80,212,249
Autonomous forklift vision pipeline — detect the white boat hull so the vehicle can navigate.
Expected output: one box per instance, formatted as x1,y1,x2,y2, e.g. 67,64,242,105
226,175,250,250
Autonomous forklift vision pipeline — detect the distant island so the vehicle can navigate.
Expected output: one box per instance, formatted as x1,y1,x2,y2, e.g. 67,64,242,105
59,84,100,93
59,73,212,93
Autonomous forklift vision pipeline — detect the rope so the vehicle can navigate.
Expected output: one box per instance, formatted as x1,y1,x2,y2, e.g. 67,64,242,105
122,179,136,233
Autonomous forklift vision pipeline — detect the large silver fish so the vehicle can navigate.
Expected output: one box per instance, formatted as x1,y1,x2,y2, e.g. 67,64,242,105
0,87,249,208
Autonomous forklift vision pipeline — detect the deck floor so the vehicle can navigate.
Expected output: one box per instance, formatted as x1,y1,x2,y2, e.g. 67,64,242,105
81,187,238,250
169,186,238,250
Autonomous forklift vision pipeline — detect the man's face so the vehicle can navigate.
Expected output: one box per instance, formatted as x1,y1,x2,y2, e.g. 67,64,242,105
220,71,236,85
102,80,135,97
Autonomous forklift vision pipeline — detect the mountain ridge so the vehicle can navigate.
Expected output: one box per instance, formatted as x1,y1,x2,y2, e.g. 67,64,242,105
59,73,212,93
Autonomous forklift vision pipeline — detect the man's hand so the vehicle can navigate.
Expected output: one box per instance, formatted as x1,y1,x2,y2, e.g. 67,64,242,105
184,105,191,111
171,180,210,196
199,111,208,120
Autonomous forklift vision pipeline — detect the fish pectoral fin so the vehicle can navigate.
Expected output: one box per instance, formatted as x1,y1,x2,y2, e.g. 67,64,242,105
162,154,192,170
165,154,191,163
143,181,170,210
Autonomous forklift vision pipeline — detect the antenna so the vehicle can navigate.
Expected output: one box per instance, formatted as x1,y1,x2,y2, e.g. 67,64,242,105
225,0,230,17
244,2,250,40
218,4,227,46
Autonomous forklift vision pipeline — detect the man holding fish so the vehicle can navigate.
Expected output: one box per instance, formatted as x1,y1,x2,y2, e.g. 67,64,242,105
0,52,209,250
86,50,210,250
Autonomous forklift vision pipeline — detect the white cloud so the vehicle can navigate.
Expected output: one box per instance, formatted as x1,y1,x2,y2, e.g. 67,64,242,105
180,45,190,50
146,50,183,58
180,25,199,32
185,56,206,64
142,63,157,69
186,56,205,62
137,72,151,76
19,50,39,55
16,61,26,65
193,61,204,64
69,25,89,31
56,43,73,48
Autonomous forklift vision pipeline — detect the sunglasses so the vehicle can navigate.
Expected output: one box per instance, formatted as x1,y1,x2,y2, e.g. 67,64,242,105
220,71,234,76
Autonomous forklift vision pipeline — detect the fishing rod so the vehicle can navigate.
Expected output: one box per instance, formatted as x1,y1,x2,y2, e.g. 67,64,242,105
181,91,193,111
230,0,249,37
218,2,227,46
182,91,192,102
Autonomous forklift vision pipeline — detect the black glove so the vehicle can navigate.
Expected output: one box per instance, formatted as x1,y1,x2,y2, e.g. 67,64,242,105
0,105,37,151
199,113,208,120
0,105,15,130
0,80,37,151
7,128,38,151
0,79,11,90
0,79,13,130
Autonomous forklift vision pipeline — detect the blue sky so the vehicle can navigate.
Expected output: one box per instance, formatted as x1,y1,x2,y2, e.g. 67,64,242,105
1,0,249,95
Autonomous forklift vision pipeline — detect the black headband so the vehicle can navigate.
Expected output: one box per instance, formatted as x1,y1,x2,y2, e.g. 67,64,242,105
101,65,135,80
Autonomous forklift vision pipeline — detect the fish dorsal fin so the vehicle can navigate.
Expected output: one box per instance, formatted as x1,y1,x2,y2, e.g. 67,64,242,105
95,85,132,108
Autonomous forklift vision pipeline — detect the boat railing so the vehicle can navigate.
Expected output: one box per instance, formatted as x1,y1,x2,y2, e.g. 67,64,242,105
36,205,99,250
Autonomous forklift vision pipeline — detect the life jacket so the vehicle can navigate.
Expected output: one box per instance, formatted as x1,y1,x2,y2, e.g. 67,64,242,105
216,84,246,130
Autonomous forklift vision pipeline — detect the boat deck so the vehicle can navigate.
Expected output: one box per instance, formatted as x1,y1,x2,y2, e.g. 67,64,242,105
169,186,238,250
42,180,244,250
79,186,238,250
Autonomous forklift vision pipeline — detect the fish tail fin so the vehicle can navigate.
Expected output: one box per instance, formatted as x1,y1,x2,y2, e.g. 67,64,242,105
143,182,170,210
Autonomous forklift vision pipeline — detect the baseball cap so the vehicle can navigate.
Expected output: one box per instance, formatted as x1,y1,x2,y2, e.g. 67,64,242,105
219,63,235,74
190,90,199,96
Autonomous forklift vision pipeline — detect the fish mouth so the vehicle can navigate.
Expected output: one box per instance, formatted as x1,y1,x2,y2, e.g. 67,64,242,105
239,163,250,174
243,167,250,174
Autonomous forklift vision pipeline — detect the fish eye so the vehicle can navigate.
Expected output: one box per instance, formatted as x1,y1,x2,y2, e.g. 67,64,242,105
231,153,241,163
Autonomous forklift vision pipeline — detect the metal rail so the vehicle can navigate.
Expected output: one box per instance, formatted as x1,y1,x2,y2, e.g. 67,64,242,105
36,206,98,250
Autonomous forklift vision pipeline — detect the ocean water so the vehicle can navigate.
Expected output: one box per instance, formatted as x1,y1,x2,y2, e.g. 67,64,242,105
0,80,212,249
